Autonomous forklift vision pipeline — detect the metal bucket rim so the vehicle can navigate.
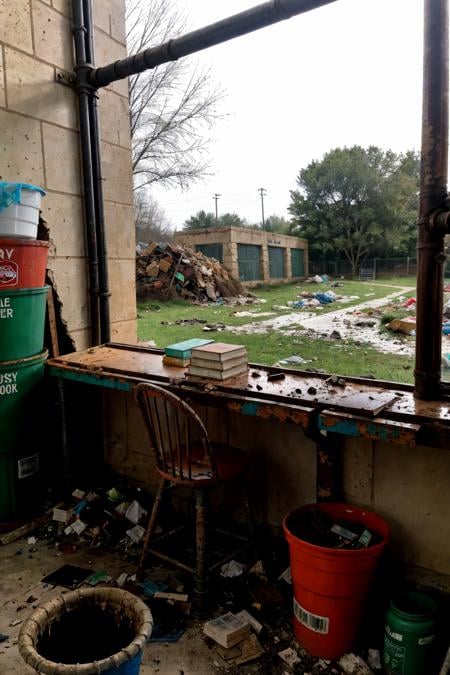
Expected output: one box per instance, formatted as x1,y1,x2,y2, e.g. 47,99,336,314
0,238,49,248
18,587,153,674
0,350,48,370
0,285,50,296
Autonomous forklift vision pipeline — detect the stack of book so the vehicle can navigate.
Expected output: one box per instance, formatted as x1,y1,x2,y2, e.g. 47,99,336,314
187,342,248,381
163,338,213,367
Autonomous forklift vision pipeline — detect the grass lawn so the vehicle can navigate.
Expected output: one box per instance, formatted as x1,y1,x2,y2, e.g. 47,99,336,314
137,277,417,384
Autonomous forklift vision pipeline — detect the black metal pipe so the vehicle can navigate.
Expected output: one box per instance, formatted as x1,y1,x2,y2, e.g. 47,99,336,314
72,0,100,346
83,0,111,343
415,0,449,399
89,0,337,89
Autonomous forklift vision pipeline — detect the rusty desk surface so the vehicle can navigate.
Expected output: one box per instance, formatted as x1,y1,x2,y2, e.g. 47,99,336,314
47,343,450,448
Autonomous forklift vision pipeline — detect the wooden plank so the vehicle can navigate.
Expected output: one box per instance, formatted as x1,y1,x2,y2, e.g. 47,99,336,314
46,288,60,358
0,502,64,545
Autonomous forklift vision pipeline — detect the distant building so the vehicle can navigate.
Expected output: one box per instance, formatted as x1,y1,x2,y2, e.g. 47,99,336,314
173,226,308,285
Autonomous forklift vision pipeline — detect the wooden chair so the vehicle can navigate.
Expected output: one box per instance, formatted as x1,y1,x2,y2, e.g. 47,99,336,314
134,382,255,617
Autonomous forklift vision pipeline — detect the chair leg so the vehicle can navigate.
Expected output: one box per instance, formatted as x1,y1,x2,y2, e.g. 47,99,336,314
137,477,167,581
193,489,208,619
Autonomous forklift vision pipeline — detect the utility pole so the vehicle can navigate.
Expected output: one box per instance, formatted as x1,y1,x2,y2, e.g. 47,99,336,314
213,193,221,221
258,187,267,229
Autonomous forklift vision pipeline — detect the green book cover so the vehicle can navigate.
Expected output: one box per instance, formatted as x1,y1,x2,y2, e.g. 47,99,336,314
165,338,214,359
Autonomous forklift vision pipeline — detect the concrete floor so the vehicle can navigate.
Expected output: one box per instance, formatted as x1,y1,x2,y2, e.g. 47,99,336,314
0,536,224,675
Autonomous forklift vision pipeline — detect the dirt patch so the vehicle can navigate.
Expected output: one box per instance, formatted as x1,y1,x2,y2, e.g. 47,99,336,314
230,287,416,356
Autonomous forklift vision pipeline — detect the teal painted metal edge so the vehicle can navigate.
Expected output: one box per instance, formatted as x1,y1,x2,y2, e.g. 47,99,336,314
317,413,416,445
47,366,132,392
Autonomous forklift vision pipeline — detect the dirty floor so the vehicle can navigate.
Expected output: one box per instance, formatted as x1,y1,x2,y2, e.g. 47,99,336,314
0,539,217,675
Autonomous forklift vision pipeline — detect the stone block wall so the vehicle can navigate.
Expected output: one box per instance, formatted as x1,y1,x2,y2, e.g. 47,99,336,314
0,0,136,348
175,226,308,285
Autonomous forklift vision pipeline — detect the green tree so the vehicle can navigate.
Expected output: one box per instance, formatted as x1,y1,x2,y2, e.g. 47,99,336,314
288,146,419,275
182,211,248,230
263,214,291,234
183,210,216,230
218,212,248,228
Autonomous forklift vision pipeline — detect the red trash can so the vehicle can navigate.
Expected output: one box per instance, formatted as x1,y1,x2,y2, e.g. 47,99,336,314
0,238,49,289
283,502,389,660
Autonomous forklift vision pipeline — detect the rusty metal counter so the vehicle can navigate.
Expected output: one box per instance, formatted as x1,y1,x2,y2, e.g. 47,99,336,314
47,343,450,449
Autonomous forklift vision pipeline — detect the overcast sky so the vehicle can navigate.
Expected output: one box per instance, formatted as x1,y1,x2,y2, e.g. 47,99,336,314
149,0,424,230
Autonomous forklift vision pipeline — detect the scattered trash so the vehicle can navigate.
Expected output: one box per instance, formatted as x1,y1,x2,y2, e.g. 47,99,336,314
386,317,416,335
278,646,301,666
125,500,147,525
71,519,87,536
287,508,379,549
41,564,92,590
367,648,382,670
235,609,263,634
9,619,22,627
72,488,86,500
278,567,292,584
277,355,308,366
203,612,251,648
153,591,189,602
228,634,265,666
27,536,37,545
140,580,168,597
52,508,70,523
220,560,246,578
126,525,146,543
116,572,128,587
203,322,226,332
86,570,112,586
338,652,373,674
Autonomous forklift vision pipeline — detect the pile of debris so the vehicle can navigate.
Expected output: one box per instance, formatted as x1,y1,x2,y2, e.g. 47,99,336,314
136,241,247,303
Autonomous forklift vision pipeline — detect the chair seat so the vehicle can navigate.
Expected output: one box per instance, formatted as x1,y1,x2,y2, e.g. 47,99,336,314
157,442,250,486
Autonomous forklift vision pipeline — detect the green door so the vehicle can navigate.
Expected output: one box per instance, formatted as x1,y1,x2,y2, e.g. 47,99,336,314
291,248,305,277
237,244,261,281
269,246,286,279
195,243,223,263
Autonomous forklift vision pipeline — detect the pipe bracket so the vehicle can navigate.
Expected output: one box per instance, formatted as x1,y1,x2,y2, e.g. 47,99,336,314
55,71,76,88
74,62,97,94
429,208,450,233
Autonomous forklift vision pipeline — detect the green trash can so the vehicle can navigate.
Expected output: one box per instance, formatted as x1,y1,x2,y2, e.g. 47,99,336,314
0,286,49,360
0,351,47,522
383,591,437,675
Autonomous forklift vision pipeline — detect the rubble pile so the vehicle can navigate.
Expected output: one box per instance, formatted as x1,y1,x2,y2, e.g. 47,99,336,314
136,241,247,303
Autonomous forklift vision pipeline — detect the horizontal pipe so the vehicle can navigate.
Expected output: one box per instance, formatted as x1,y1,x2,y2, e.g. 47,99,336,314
89,0,337,88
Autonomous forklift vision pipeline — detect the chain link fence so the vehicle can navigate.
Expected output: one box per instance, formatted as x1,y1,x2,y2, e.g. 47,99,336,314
309,247,450,279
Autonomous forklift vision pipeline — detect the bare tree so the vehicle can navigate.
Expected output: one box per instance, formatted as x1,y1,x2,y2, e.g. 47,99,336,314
135,189,173,244
127,0,224,191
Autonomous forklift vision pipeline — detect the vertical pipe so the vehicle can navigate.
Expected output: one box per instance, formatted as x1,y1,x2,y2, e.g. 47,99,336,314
72,0,100,345
83,0,111,343
415,0,449,399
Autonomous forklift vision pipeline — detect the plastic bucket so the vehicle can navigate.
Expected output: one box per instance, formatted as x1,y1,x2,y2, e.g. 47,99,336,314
19,588,153,675
0,238,49,288
383,592,437,675
0,286,49,360
283,502,389,659
0,182,45,239
0,351,47,522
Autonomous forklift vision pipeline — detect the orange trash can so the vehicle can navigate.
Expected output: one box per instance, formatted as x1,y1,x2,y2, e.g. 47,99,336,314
283,502,389,660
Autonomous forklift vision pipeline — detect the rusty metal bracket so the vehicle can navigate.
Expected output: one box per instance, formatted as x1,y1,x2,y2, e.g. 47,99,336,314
429,208,450,233
55,70,76,87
